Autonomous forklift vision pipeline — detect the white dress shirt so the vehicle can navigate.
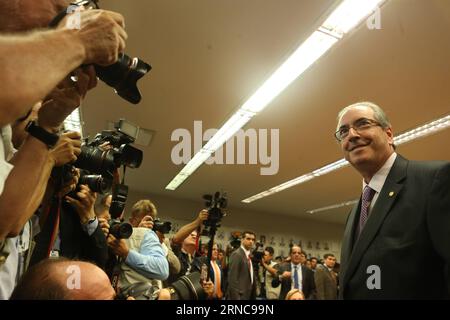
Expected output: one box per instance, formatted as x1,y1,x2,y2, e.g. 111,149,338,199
363,152,397,213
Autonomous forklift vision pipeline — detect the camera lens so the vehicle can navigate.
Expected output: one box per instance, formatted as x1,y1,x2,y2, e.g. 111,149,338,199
74,145,116,177
116,144,143,168
109,220,133,239
78,174,111,194
95,53,151,104
168,272,207,300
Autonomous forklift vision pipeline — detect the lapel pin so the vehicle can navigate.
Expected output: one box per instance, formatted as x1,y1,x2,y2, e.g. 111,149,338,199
389,191,394,197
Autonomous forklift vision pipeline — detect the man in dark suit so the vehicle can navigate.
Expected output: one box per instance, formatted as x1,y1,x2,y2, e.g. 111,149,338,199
335,101,450,299
227,231,257,299
272,245,316,299
314,253,338,300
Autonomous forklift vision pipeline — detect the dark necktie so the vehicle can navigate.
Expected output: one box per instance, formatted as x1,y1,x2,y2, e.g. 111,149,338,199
358,186,376,235
293,265,299,289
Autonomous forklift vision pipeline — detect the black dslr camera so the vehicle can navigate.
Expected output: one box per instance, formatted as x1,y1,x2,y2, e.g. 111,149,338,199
48,0,151,104
63,119,142,239
108,183,132,239
74,119,143,178
153,219,172,234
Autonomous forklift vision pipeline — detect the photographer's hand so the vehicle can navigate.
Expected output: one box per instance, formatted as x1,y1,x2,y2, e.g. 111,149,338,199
201,280,215,299
107,234,129,259
196,209,209,226
38,69,93,132
138,215,154,229
60,9,127,66
65,184,97,224
98,218,110,238
57,168,80,198
48,131,81,167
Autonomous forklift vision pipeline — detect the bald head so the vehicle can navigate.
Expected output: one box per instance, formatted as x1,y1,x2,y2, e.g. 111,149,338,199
11,258,115,300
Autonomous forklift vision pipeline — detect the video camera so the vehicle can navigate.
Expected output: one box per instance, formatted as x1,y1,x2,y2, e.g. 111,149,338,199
251,242,265,266
201,192,227,237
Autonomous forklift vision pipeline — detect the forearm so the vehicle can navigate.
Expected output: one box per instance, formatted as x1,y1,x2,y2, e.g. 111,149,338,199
126,250,169,280
264,263,278,276
0,29,85,126
0,136,52,239
172,220,201,244
26,154,55,218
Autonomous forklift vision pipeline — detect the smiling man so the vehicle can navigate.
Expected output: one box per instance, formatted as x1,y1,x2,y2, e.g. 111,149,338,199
336,101,450,299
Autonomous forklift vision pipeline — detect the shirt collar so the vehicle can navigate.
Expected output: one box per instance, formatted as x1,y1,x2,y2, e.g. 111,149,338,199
363,152,397,193
291,262,301,269
323,264,333,272
241,246,251,257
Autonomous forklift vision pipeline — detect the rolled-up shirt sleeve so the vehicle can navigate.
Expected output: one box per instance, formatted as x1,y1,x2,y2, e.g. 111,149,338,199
125,230,169,280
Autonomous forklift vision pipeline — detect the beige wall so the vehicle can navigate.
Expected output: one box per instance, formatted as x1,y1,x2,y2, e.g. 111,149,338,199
124,189,345,261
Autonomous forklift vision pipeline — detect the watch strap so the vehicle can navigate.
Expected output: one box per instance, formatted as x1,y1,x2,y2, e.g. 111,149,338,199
25,121,59,148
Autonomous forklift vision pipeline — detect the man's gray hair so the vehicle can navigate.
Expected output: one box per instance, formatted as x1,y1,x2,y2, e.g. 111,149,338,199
336,101,391,131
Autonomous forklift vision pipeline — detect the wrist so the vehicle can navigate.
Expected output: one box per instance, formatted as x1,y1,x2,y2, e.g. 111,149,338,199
25,120,59,148
60,28,87,64
47,154,57,168
121,248,129,259
80,212,96,225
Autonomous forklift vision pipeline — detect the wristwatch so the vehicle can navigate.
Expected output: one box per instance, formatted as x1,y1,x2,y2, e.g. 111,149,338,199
25,120,59,148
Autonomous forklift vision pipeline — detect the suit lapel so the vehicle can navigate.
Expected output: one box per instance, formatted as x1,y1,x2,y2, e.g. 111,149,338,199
343,155,408,287
340,200,360,290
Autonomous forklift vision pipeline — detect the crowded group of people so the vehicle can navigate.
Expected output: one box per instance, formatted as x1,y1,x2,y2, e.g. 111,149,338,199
0,0,449,300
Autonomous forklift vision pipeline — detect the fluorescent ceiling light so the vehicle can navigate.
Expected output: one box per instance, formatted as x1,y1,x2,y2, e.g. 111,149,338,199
203,110,254,152
166,0,386,191
242,113,450,203
306,199,359,214
394,115,450,146
241,31,338,113
63,108,83,137
322,0,384,37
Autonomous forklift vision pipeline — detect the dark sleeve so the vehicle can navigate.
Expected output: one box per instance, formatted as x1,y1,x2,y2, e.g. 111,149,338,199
314,267,325,300
227,251,242,299
427,163,450,264
271,263,282,288
306,268,316,300
80,223,108,269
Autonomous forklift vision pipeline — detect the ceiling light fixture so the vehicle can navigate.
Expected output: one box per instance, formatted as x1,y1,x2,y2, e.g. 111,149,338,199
242,113,450,203
306,199,359,214
166,0,385,190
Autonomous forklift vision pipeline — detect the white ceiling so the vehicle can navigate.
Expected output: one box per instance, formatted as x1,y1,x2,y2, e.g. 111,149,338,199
81,0,450,225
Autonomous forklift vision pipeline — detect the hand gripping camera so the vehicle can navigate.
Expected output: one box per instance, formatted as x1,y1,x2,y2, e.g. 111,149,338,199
48,0,151,104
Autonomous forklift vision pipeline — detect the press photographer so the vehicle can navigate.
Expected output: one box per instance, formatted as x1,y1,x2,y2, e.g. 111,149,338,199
106,199,169,294
161,192,227,300
29,150,109,269
259,246,280,300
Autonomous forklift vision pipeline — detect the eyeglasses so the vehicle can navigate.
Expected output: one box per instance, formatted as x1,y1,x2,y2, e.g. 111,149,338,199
335,118,382,141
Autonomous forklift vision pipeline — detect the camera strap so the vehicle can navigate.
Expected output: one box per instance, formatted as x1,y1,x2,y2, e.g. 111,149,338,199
110,257,123,293
46,196,62,257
